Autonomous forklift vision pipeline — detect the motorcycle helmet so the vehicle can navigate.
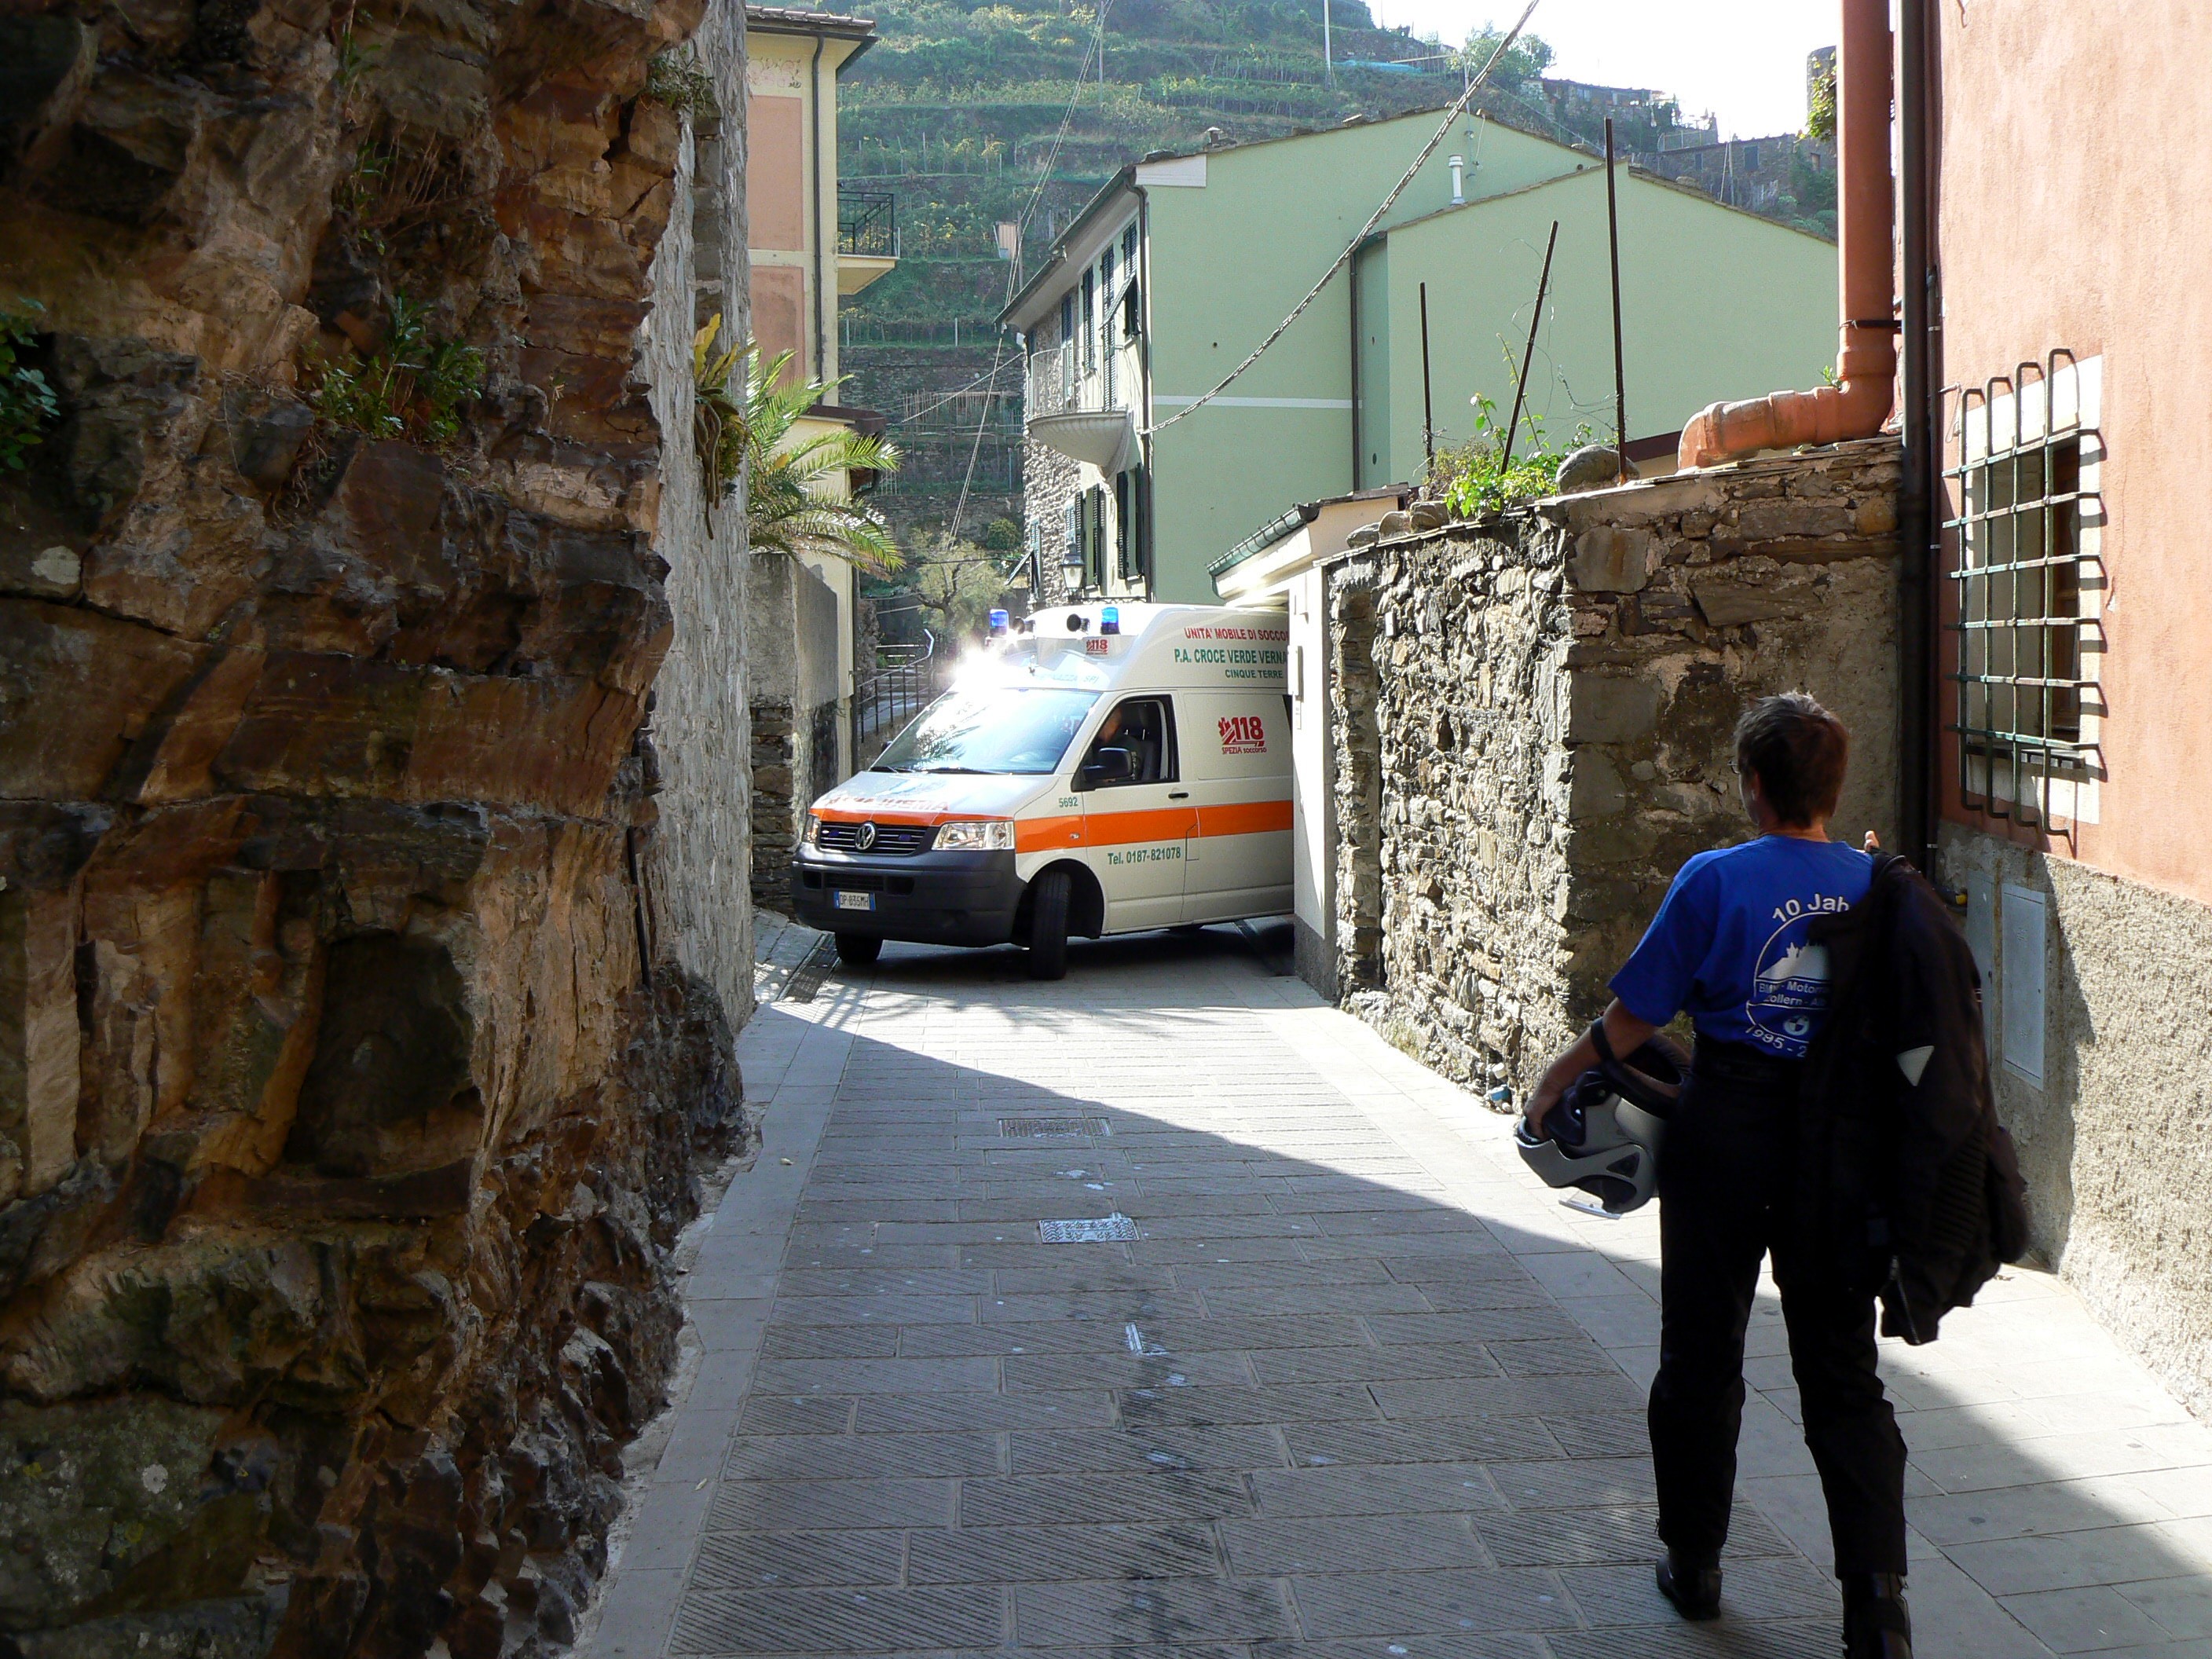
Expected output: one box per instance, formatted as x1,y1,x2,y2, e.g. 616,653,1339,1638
1514,1020,1686,1218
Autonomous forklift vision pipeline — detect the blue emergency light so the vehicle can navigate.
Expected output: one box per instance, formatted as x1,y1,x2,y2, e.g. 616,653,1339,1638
988,608,1009,634
1101,606,1120,635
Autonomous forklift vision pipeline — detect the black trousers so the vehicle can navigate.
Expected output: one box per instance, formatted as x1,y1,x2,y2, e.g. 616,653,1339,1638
1648,1042,1910,1577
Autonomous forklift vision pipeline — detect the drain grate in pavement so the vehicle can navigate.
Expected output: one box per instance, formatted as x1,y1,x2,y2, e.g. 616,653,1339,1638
1039,1214,1140,1243
781,936,840,1003
999,1115,1110,1137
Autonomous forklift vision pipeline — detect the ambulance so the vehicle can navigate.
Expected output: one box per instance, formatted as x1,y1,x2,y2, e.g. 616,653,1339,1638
790,603,1292,979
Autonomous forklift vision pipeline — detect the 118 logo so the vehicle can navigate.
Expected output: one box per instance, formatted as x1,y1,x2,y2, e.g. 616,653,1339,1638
1218,715,1266,754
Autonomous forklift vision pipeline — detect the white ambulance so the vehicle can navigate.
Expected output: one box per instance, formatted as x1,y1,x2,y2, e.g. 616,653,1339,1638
791,603,1292,979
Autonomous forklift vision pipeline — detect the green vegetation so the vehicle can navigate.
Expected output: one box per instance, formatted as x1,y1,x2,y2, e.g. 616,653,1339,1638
306,292,483,445
710,317,906,574
1433,393,1590,518
645,49,720,119
902,531,1017,639
0,298,59,472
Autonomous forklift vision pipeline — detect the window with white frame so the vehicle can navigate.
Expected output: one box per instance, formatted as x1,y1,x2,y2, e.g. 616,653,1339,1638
1946,351,2104,830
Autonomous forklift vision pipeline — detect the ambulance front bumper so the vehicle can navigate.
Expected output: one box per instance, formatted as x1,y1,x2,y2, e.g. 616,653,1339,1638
790,847,1027,946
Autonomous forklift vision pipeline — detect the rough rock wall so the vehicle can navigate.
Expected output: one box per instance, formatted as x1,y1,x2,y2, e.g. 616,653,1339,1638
1325,438,1901,1095
0,0,752,1654
1939,826,2212,1419
639,12,754,1030
745,553,841,911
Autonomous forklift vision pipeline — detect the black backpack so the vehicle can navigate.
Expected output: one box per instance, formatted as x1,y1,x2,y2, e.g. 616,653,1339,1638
1799,855,2032,1343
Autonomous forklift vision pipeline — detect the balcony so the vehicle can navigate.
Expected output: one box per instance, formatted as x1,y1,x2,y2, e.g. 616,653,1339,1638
837,189,897,295
1024,338,1138,473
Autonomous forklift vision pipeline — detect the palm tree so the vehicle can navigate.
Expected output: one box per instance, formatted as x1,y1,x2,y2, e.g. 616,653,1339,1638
693,315,903,577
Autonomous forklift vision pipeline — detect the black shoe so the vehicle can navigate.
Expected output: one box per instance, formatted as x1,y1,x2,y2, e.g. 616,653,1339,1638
1656,1552,1723,1621
1843,1573,1914,1659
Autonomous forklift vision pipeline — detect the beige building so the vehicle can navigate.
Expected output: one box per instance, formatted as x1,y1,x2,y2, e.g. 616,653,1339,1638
743,5,899,899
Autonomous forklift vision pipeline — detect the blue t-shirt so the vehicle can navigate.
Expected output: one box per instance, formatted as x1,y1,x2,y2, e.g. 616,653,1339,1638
1611,836,1874,1059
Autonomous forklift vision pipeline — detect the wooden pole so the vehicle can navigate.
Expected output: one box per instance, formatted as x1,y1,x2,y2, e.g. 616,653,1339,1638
1605,117,1630,484
1500,218,1558,473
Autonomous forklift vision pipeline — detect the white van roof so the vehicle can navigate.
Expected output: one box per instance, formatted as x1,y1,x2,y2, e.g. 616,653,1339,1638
985,603,1288,694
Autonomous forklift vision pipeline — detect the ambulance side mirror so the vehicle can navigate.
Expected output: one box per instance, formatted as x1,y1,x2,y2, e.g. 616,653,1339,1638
1079,747,1133,789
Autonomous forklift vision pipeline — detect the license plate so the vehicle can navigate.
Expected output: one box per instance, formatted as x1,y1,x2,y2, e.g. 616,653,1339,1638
834,890,875,911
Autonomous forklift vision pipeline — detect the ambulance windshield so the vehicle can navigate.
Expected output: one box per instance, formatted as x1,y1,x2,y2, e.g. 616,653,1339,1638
873,687,1101,776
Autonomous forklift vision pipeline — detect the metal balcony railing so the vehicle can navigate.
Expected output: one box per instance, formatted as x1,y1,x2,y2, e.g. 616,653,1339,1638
837,189,897,258
1025,338,1139,419
852,635,943,767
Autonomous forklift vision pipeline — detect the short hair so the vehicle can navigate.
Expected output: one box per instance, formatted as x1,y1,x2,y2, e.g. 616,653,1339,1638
1734,693,1850,826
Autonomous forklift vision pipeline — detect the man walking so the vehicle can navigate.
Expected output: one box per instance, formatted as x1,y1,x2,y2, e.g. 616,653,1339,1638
1525,693,1914,1659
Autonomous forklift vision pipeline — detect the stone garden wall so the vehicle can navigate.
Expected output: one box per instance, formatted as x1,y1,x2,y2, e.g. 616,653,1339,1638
1324,437,1903,1098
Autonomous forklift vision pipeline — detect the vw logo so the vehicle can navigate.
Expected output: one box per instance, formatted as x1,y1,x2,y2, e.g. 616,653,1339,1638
855,821,878,851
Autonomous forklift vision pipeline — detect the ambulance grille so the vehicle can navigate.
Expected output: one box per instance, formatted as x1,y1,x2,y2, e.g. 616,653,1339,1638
998,1116,1111,1138
815,821,935,856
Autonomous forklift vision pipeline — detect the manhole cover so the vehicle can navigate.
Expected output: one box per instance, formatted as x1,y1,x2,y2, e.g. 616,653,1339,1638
1039,1214,1140,1243
999,1116,1110,1137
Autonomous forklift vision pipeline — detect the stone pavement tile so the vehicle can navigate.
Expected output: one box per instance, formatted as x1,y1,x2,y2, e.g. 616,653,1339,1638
737,1395,857,1436
1117,1383,1382,1426
1250,1346,1503,1387
1538,1415,1651,1459
1006,1423,1287,1474
1167,1260,1396,1289
1013,1578,1298,1646
981,1291,1213,1324
1286,1566,1577,1638
1544,1622,1835,1659
690,1529,906,1590
1472,1500,1790,1569
1517,1251,1641,1302
1218,1512,1493,1575
622,1481,718,1572
767,1292,980,1326
752,1356,999,1393
909,1522,1222,1583
1252,1636,1547,1659
1367,1375,1646,1419
1202,1284,1436,1317
2130,1470,2212,1520
1950,1522,2212,1597
960,1471,1258,1525
760,1325,902,1360
671,1584,1005,1654
991,1265,1183,1294
1913,1428,2212,1494
1557,1555,1834,1627
706,1478,957,1532
691,1298,772,1353
1306,1232,1513,1261
853,1391,1115,1434
1892,1546,2059,1658
1525,1295,1658,1350
1283,1419,1562,1468
778,1267,999,1295
1364,1309,1588,1346
723,1430,1002,1481
2001,1585,2178,1654
1248,1463,1508,1518
1004,1351,1254,1390
593,1567,685,1659
1489,1339,1618,1379
1487,1458,1657,1511
658,1410,741,1484
2115,1577,2212,1641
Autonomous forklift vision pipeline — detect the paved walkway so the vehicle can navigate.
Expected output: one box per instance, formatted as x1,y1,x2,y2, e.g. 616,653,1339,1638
584,928,2212,1659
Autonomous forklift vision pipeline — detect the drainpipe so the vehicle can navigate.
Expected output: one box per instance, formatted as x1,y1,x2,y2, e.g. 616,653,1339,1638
1676,0,1895,470
1898,0,1938,867
810,35,827,383
1137,184,1155,595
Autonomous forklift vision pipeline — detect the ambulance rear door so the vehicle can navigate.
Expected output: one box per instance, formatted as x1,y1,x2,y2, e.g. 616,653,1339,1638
1177,690,1294,923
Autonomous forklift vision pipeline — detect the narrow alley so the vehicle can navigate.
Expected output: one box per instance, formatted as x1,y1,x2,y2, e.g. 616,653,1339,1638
585,930,2212,1659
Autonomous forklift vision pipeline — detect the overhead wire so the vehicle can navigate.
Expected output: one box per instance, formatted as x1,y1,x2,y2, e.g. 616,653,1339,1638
1144,0,1541,434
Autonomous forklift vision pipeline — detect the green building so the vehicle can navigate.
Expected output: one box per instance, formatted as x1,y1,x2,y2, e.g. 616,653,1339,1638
1001,108,1840,604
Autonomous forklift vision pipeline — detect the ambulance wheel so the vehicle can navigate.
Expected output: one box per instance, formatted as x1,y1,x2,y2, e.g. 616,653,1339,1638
833,932,881,966
1025,869,1071,980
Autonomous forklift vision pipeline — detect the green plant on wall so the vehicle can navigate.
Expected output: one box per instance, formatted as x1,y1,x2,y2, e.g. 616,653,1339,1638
1433,392,1591,519
1,298,60,471
307,292,484,445
644,49,718,119
694,314,905,576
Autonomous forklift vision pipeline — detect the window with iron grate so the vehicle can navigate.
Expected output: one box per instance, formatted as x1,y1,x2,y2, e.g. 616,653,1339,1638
1946,351,2103,830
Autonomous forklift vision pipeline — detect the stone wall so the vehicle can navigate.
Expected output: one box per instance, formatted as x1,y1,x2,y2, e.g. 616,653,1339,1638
0,0,754,1654
746,553,843,911
1324,438,1901,1097
641,9,756,1032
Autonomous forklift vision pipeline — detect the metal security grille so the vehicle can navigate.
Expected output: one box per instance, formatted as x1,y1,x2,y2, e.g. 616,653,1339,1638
1039,1214,1139,1243
1945,350,2100,830
998,1116,1111,1138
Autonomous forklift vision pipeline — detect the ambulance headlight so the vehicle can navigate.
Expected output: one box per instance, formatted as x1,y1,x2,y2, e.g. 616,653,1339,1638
932,819,1015,851
803,812,823,846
